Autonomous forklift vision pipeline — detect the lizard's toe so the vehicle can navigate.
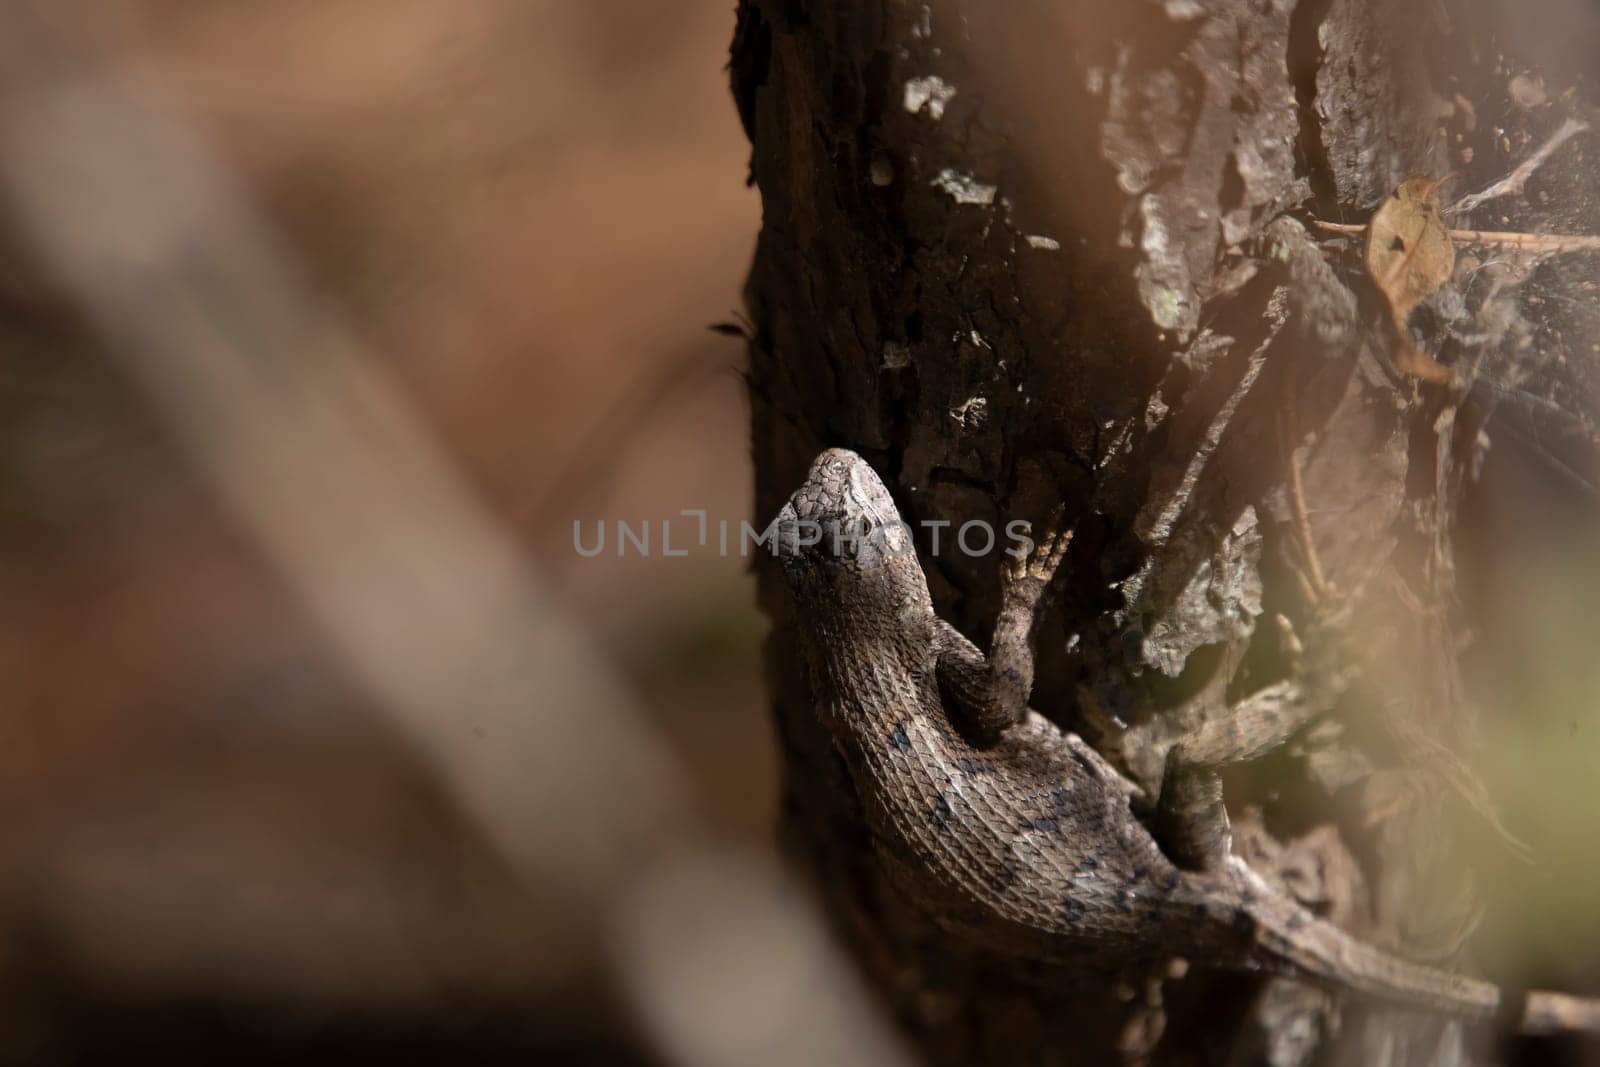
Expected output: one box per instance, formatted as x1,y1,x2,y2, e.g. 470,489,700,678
1003,520,1033,582
1024,519,1072,582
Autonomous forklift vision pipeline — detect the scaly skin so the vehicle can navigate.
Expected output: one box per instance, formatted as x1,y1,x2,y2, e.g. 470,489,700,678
774,447,1598,1035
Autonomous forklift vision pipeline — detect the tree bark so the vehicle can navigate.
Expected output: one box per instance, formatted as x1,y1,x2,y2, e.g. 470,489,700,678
732,1,1598,1062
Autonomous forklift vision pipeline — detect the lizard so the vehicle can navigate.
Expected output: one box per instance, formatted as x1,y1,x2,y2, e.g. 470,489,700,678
772,446,1600,1037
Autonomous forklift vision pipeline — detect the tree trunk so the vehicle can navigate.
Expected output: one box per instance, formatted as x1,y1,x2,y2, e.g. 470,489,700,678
731,1,1597,1062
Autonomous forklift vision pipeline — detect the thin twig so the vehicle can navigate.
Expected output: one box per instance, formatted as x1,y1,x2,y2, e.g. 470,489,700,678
1449,117,1589,215
1440,227,1600,253
1312,218,1600,254
1285,432,1329,604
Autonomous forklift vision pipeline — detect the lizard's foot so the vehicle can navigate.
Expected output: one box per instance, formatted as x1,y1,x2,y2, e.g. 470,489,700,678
1003,516,1071,599
1115,960,1180,1063
1152,682,1328,872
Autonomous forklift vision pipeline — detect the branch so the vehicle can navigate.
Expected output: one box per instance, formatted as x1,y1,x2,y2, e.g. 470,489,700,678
1449,117,1589,216
1312,219,1600,255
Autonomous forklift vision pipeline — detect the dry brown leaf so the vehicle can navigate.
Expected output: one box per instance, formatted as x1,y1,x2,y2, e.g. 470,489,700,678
1365,175,1457,385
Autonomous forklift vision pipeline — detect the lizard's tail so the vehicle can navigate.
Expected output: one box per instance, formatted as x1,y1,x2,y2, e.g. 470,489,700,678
1246,900,1496,1019
1239,895,1600,1036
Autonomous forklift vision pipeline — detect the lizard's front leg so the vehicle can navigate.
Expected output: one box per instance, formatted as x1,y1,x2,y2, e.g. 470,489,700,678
936,520,1071,745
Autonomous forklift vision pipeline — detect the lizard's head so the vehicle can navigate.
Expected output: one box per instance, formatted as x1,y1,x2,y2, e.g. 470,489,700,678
773,448,932,624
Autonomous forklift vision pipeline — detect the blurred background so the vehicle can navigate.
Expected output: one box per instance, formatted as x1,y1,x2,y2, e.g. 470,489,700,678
0,2,799,1063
